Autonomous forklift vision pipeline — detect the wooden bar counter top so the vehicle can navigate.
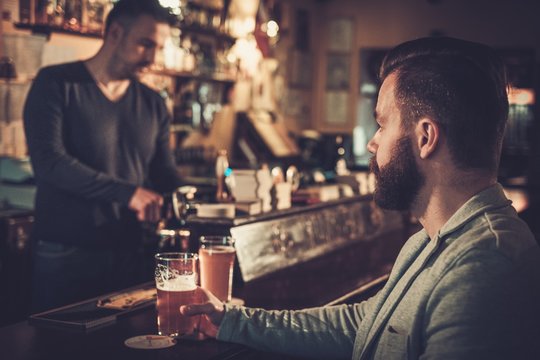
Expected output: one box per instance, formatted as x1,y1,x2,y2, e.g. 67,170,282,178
0,196,410,360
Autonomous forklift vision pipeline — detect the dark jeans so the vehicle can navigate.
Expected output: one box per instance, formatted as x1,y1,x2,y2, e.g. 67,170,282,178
30,240,153,313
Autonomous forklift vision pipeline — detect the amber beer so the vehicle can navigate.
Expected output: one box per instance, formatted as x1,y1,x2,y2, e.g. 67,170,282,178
155,253,199,337
199,236,236,302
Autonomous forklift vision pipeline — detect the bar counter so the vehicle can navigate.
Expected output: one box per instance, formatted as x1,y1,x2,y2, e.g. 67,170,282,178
0,194,411,360
0,226,406,360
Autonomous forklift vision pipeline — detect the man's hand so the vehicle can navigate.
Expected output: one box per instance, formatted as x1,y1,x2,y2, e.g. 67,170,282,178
180,287,225,338
128,187,163,222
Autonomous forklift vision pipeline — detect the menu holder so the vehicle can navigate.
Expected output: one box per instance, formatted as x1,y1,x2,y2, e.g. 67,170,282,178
28,282,156,332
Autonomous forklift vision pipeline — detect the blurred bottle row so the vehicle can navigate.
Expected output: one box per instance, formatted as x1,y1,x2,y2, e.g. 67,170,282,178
20,0,113,34
20,0,233,36
162,30,238,77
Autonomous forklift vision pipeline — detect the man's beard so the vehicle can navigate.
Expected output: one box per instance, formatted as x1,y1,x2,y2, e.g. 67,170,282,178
111,47,151,79
123,60,151,79
369,136,425,211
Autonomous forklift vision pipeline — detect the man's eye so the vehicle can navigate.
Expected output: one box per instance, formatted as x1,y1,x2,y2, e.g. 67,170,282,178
139,40,155,49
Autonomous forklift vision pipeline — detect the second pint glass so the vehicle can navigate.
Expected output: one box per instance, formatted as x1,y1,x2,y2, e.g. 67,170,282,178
199,236,236,302
155,252,199,338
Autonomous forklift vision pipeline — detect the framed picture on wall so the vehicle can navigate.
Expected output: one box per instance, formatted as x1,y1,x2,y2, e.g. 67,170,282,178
288,50,313,88
325,91,349,125
328,18,353,52
326,53,350,90
282,88,311,127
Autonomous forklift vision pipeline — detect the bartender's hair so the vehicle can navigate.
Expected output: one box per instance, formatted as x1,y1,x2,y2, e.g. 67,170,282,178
104,0,176,35
380,37,509,172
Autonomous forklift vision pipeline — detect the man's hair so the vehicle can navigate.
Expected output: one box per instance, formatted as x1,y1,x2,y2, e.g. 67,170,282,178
380,37,509,172
104,0,176,35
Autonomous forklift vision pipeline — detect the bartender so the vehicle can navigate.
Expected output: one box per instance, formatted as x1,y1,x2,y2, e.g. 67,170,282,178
23,0,182,312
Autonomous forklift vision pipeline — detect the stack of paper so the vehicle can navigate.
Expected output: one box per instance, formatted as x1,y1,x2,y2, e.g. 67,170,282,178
197,204,236,218
230,169,259,201
229,168,273,212
292,184,341,204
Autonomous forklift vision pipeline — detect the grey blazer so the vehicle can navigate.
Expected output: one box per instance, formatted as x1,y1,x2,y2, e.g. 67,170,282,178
218,184,540,359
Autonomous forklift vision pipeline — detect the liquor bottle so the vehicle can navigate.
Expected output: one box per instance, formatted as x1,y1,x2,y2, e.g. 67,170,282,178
335,135,349,175
19,0,33,24
173,91,201,128
215,149,230,202
64,0,82,30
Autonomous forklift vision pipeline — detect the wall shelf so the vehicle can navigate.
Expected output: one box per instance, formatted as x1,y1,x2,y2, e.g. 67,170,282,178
14,22,102,39
179,24,235,44
148,68,236,84
170,124,194,133
13,22,236,43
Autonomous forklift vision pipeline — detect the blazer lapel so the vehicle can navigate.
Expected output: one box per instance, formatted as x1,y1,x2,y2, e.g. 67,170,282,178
358,235,442,359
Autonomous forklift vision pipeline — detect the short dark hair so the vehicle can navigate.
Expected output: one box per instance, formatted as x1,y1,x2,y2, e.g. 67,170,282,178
104,0,176,35
380,37,509,172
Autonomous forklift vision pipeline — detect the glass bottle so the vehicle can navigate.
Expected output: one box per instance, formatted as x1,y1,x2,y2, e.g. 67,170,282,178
215,149,230,202
173,91,201,128
64,0,82,30
335,135,349,175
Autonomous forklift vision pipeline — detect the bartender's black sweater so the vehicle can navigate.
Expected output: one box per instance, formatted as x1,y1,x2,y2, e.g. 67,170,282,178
23,61,181,248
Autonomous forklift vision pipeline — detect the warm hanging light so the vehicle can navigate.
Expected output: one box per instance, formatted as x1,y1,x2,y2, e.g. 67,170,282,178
263,19,279,38
158,0,181,15
507,87,535,105
228,0,260,38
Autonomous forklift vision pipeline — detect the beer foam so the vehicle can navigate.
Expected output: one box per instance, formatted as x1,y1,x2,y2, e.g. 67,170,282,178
156,274,197,291
202,246,235,254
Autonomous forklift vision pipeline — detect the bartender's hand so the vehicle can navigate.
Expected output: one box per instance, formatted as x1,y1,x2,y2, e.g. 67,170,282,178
180,287,225,338
128,187,163,222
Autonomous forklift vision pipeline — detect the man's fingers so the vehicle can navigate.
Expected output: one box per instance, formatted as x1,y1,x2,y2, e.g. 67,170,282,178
152,201,161,221
129,187,163,222
136,209,145,222
180,302,218,316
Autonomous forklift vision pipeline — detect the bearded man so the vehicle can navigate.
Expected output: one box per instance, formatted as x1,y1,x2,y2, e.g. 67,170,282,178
180,37,540,360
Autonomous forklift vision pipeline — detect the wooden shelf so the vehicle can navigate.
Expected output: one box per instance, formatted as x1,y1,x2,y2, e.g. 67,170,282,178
14,22,102,39
13,22,235,44
170,124,194,133
147,68,236,84
0,78,34,85
179,23,235,44
186,1,223,12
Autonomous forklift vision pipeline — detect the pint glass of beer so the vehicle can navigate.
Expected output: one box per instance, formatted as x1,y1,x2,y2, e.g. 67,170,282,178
199,236,236,302
154,252,199,338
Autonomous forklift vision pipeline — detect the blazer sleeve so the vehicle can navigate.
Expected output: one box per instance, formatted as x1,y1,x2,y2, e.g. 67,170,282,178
217,299,377,359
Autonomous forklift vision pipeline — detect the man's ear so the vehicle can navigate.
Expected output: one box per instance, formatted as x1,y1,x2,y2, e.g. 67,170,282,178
414,118,440,159
106,22,124,44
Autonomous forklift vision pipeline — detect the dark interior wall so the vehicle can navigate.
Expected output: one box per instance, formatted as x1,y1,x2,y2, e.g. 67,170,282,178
310,0,540,132
332,0,540,50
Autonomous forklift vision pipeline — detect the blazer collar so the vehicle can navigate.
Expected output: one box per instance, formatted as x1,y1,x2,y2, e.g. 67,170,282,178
437,183,511,240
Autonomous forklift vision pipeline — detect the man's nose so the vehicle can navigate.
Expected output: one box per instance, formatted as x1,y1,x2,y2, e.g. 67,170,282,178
367,137,377,154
